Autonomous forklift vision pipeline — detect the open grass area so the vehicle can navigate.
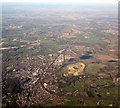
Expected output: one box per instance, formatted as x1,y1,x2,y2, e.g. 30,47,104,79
85,64,100,75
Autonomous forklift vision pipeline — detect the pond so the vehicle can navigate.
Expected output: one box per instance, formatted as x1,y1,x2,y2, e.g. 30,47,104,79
108,60,118,62
68,58,77,62
85,51,93,55
80,55,93,60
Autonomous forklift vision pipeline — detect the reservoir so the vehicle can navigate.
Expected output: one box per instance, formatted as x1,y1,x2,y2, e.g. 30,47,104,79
80,55,93,60
68,58,77,62
85,51,93,55
108,60,118,62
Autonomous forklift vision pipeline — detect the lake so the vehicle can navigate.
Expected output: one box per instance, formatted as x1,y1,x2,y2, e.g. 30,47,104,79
80,55,93,60
108,60,118,62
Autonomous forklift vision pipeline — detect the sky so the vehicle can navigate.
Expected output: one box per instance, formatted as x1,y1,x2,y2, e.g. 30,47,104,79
1,0,119,4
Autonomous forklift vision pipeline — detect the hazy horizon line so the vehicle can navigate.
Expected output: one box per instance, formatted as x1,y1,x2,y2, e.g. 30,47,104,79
1,0,119,5
1,2,118,5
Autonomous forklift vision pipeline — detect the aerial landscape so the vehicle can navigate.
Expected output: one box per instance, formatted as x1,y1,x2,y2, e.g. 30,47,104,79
1,1,120,107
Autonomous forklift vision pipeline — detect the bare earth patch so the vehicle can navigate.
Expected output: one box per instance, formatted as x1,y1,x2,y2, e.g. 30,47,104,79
64,62,85,76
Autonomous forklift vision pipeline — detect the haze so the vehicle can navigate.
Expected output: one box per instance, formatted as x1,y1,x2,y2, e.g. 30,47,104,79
2,0,119,4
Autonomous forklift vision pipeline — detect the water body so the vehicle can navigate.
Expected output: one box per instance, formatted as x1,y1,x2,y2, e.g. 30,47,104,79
68,58,77,62
85,51,93,55
61,64,67,67
108,60,118,62
80,55,93,60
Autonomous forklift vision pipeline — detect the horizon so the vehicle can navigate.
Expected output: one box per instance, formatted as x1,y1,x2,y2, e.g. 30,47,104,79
1,0,119,5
